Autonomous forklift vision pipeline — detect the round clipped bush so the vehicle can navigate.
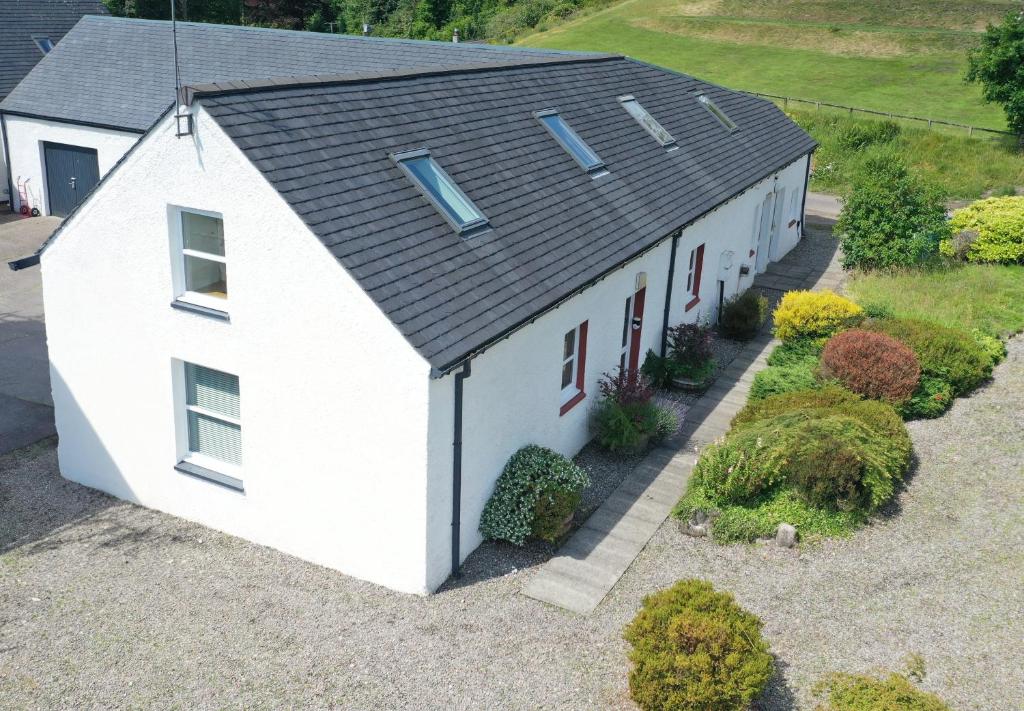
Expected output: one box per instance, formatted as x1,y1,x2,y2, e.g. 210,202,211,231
773,290,864,342
941,196,1024,264
815,671,952,711
479,445,589,545
719,289,768,340
691,419,791,504
863,317,991,395
623,579,774,711
820,329,921,403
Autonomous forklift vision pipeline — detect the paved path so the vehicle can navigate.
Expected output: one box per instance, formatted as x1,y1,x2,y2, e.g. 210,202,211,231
0,213,61,453
523,223,844,614
805,191,842,220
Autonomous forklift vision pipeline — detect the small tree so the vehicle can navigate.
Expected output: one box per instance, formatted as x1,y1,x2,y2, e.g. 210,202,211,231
835,153,950,270
966,9,1024,135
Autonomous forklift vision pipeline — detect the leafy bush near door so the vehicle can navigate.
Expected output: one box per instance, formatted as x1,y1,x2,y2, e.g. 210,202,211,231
592,369,677,454
718,288,768,340
479,445,590,546
623,579,774,711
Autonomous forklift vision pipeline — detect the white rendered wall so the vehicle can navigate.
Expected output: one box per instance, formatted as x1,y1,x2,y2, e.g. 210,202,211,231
3,115,139,214
424,154,810,589
1,123,8,202
42,107,436,594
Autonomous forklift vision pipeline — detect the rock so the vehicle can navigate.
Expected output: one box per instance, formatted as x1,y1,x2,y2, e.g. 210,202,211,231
683,509,718,538
775,523,798,548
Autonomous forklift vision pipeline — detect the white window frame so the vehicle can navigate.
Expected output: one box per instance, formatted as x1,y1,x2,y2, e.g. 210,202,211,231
686,248,697,294
170,206,228,313
32,36,54,54
561,326,581,404
174,360,243,490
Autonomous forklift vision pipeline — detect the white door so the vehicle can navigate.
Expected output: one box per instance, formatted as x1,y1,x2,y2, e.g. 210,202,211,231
770,188,786,260
619,294,633,371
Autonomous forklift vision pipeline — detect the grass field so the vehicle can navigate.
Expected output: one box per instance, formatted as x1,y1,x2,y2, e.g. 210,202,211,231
519,0,1013,129
846,264,1024,337
791,109,1024,198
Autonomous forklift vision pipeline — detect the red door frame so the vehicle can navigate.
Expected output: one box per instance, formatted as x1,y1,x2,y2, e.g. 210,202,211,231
627,287,646,371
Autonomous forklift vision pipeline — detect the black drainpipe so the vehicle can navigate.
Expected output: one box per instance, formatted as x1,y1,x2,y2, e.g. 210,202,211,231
1,114,13,214
451,359,472,577
798,152,813,237
660,229,681,357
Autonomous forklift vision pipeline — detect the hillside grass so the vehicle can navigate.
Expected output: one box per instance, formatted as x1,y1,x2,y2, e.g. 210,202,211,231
791,110,1024,199
518,0,1011,129
846,264,1024,337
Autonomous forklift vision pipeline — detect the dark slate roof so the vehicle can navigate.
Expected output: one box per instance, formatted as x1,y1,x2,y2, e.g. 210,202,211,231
199,57,815,373
0,0,107,99
0,15,592,131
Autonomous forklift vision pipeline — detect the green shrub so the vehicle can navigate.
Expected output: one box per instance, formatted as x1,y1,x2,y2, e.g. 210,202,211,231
819,329,921,403
835,152,951,270
479,445,590,545
641,350,680,388
942,196,1024,264
972,329,1007,366
814,671,952,711
749,362,821,401
734,386,909,445
719,289,768,340
899,375,954,419
773,290,864,342
860,301,895,320
667,322,715,376
863,317,992,395
690,419,791,504
785,419,881,511
594,399,659,453
766,338,824,367
836,120,901,151
623,579,774,711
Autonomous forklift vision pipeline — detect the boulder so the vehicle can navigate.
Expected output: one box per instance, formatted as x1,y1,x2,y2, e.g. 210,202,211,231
775,523,798,548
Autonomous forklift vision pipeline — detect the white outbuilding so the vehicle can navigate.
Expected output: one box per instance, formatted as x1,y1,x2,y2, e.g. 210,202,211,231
11,52,815,594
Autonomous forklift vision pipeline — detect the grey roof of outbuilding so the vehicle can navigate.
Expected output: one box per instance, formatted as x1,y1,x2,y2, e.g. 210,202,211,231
198,56,816,373
0,0,107,99
0,15,592,131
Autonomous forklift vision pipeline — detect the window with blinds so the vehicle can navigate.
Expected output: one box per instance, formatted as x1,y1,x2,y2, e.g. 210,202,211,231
184,363,241,466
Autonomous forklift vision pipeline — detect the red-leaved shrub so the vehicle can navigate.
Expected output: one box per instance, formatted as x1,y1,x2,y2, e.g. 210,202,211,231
820,329,920,403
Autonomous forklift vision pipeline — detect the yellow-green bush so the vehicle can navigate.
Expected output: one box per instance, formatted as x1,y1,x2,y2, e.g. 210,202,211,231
814,671,951,711
773,290,864,342
624,579,774,711
942,196,1024,264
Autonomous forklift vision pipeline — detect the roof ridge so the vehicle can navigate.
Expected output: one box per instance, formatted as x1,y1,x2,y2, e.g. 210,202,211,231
182,54,624,105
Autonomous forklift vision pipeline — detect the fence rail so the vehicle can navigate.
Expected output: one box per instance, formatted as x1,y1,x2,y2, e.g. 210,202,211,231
748,92,1016,140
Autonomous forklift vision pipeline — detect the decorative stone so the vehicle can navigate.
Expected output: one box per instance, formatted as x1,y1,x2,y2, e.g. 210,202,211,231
775,523,798,548
683,509,718,538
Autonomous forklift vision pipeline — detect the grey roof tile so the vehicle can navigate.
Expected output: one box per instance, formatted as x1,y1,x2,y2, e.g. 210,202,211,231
0,15,594,130
0,0,107,99
198,57,815,372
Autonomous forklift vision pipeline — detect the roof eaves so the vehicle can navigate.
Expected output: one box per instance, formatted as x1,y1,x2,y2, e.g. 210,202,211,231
182,54,623,105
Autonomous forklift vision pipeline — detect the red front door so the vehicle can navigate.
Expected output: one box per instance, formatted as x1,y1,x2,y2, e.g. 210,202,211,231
620,287,646,372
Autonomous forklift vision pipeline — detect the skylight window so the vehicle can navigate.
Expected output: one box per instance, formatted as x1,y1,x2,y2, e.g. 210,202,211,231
618,96,677,150
535,110,606,177
33,36,54,54
393,149,488,235
697,94,738,131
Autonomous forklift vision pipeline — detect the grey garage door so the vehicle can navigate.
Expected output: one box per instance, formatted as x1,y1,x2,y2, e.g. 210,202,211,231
43,142,100,217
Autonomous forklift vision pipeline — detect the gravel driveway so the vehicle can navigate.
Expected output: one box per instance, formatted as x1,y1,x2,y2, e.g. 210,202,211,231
2,340,1021,709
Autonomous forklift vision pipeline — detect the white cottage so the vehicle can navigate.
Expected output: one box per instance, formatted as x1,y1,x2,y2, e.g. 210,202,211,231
11,53,815,593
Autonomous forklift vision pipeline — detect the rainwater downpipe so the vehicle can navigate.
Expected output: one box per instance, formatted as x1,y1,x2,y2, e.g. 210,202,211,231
660,229,682,357
451,359,472,577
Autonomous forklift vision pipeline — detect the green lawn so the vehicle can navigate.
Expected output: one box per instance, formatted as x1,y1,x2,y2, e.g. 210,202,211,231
846,264,1024,337
519,0,1011,129
792,110,1024,199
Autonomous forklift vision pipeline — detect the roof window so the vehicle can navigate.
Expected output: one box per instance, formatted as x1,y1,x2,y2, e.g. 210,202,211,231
33,36,54,54
697,94,737,131
618,96,677,150
393,149,488,235
535,110,607,177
